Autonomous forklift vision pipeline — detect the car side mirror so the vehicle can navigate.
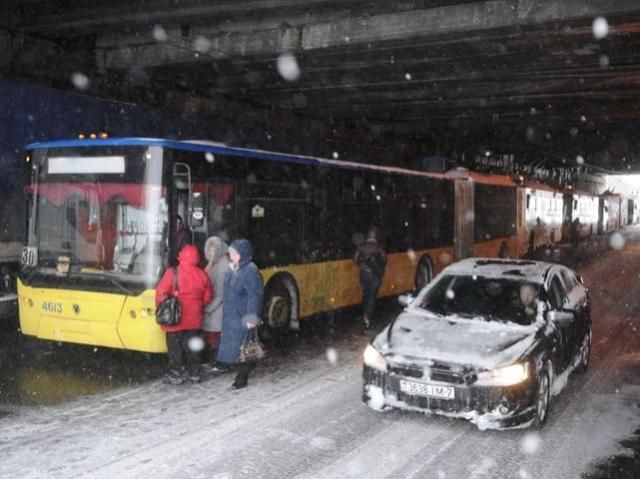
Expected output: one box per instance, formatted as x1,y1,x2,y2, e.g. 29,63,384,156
398,294,413,307
547,310,575,324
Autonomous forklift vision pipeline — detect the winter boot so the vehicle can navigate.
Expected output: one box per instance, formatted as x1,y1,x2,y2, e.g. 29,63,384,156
162,370,184,385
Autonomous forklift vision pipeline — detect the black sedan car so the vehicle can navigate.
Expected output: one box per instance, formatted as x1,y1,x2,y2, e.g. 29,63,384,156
362,258,591,430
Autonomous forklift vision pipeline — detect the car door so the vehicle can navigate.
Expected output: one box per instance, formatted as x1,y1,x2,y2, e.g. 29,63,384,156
560,266,590,355
546,273,575,372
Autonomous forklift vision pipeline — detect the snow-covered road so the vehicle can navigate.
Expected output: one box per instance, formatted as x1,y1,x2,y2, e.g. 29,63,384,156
1,234,640,478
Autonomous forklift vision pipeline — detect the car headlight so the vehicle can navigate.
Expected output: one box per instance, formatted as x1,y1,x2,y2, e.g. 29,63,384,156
476,363,529,387
363,344,387,371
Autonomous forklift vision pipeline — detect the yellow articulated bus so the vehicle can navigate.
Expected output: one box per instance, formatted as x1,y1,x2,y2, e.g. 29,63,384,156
19,138,522,353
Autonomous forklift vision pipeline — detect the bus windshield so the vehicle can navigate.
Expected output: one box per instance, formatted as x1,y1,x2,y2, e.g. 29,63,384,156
26,146,167,291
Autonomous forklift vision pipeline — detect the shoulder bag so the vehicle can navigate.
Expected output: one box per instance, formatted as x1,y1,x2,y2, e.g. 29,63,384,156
156,267,181,326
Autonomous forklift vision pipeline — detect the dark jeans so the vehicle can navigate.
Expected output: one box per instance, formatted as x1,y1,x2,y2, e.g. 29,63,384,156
360,271,382,322
166,329,201,378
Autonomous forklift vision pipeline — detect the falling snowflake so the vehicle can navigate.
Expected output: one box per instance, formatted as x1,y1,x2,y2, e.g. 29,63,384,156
526,127,535,141
71,73,90,91
193,36,211,53
439,252,452,265
326,348,338,366
521,432,542,455
519,469,532,479
592,17,609,39
609,232,625,250
277,52,300,81
188,336,205,352
152,25,168,42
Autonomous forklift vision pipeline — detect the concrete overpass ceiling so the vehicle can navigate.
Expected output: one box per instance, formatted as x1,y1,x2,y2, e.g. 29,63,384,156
6,0,640,172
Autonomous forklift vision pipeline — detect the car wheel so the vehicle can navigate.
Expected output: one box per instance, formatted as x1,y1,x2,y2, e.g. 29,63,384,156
576,329,592,373
533,366,551,429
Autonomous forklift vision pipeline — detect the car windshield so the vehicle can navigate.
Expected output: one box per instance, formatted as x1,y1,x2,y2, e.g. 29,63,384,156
415,274,542,325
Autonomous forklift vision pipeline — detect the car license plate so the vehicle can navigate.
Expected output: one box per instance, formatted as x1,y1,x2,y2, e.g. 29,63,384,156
399,380,455,399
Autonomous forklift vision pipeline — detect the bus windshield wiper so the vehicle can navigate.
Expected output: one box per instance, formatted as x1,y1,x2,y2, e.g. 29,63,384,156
107,277,135,296
70,272,136,296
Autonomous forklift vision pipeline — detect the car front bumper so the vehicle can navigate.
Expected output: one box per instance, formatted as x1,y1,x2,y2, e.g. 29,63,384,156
362,365,538,430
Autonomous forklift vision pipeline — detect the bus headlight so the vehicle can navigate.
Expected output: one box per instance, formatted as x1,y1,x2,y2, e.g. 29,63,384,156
363,344,387,371
476,363,529,387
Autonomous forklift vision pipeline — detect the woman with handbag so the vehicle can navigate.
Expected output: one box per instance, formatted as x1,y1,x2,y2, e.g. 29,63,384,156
216,239,264,389
155,244,213,385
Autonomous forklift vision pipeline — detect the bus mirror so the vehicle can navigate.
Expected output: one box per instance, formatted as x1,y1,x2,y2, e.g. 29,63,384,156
190,192,205,227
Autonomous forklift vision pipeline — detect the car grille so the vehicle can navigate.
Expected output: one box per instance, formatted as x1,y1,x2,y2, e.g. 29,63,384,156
389,361,476,385
396,391,478,412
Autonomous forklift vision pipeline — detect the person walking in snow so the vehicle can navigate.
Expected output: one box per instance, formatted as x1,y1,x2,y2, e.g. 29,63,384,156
155,244,213,385
215,239,264,389
353,226,386,329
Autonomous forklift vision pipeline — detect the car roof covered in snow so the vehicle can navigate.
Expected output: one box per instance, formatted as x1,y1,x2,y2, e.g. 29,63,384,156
442,258,557,284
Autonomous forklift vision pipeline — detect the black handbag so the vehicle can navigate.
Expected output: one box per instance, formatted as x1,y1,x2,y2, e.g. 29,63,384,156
238,329,266,363
156,267,181,326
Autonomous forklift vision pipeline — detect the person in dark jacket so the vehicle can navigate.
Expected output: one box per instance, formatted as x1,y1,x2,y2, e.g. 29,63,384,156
571,217,581,249
216,239,264,389
155,244,213,384
353,226,387,329
175,214,192,254
201,236,229,371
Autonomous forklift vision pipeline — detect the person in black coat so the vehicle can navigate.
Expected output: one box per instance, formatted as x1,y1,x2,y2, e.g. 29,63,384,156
353,226,387,329
175,215,192,253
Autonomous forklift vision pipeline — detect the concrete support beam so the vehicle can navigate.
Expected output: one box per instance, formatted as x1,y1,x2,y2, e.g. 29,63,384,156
2,30,94,85
100,0,640,70
21,0,334,34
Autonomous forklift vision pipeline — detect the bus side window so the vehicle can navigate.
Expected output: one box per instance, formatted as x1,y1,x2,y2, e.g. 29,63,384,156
208,183,235,243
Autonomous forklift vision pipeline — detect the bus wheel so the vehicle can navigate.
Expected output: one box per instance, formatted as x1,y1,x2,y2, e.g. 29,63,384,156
260,279,294,346
414,256,433,292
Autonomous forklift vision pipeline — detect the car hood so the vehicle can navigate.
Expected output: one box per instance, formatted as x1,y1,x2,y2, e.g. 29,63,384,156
375,310,540,370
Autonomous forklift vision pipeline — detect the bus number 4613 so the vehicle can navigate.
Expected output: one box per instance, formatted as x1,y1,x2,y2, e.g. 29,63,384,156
42,302,63,313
